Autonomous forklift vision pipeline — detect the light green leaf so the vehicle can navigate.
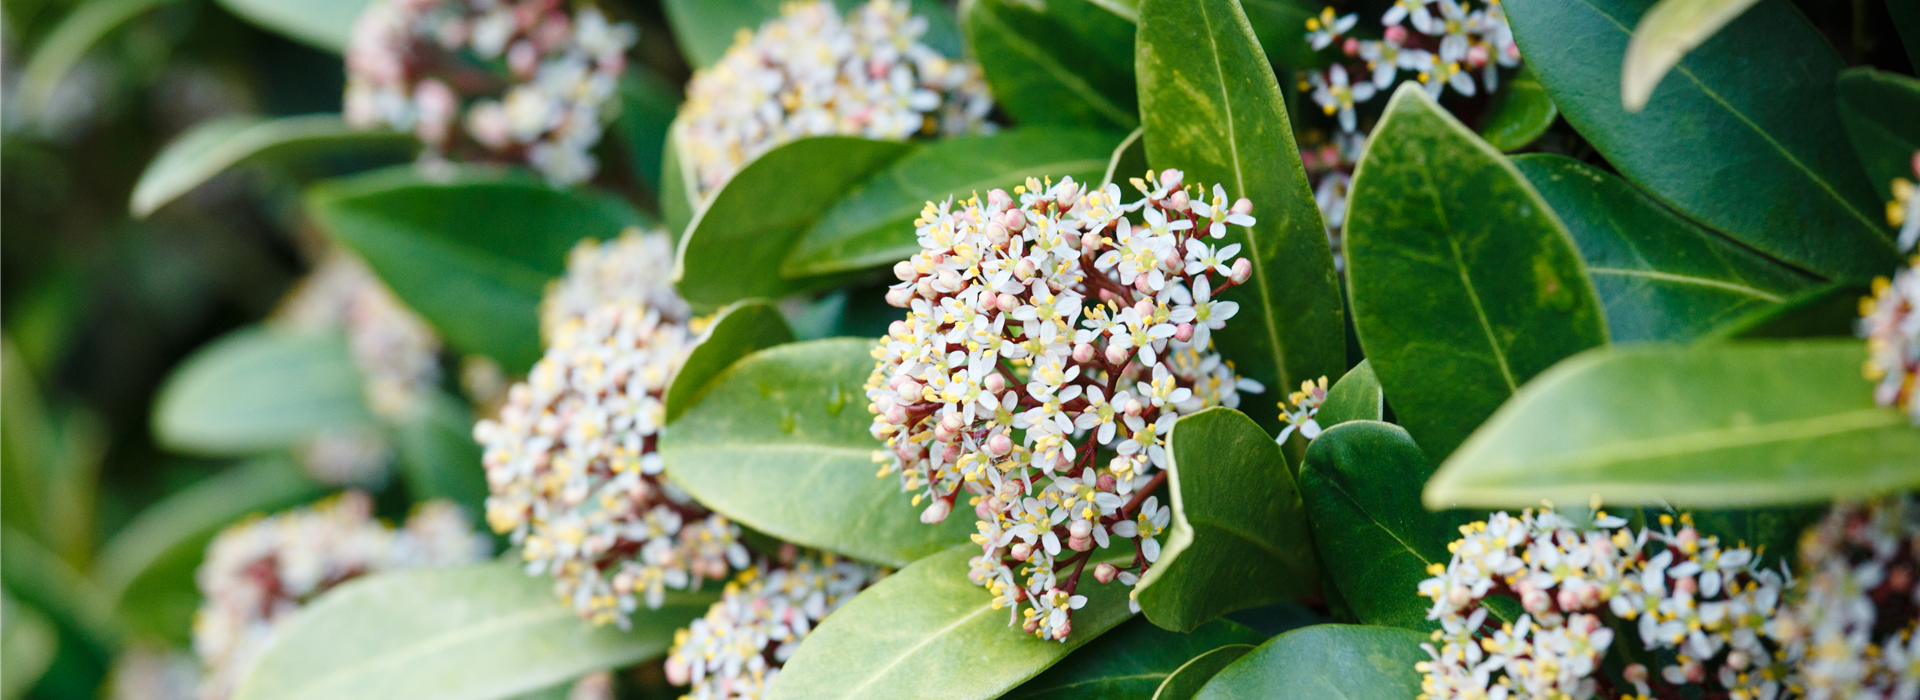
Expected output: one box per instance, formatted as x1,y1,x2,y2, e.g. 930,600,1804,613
308,166,646,371
1427,340,1920,509
1619,0,1761,112
1513,153,1812,343
659,339,973,566
153,327,374,455
1345,86,1608,464
2,339,50,546
395,391,491,516
963,0,1138,130
1316,360,1382,427
764,545,1135,700
16,0,179,118
2,594,57,700
231,561,713,700
1004,618,1265,699
1151,644,1256,700
1136,408,1316,632
132,114,414,218
664,0,961,68
212,0,373,52
1479,65,1558,151
1505,0,1897,280
95,457,324,645
1836,68,1920,203
1100,127,1147,189
783,129,1123,277
1710,281,1870,340
664,300,796,423
0,528,123,653
1300,421,1483,631
1193,624,1427,699
1137,0,1345,434
661,117,699,237
673,137,914,310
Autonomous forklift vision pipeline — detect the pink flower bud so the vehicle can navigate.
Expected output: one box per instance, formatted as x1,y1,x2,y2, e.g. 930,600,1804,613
921,498,952,524
1133,274,1153,294
1727,650,1751,670
977,290,998,310
997,293,1020,312
987,433,1012,456
1105,343,1131,366
1161,169,1184,190
1231,258,1253,284
986,222,1010,246
898,380,924,404
1052,620,1072,640
1093,563,1118,584
1676,576,1696,595
1014,259,1036,280
665,658,690,686
1069,520,1092,538
1342,37,1361,56
1169,190,1190,211
894,261,917,281
1096,473,1116,491
1173,324,1193,342
1081,231,1102,251
1624,664,1649,684
1002,209,1027,232
888,320,908,338
1073,343,1096,363
1133,297,1155,317
1385,25,1409,43
1068,535,1092,552
1466,43,1490,68
1023,617,1041,634
1123,398,1145,416
1231,198,1254,217
988,188,1013,211
886,287,914,307
976,499,997,520
984,373,1007,394
508,40,539,78
1011,542,1032,561
915,277,936,298
885,405,907,424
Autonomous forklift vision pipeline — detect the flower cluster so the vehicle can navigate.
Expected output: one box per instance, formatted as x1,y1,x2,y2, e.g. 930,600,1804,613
1769,496,1920,700
192,493,487,700
1302,0,1521,134
665,551,883,700
1416,508,1790,700
274,253,443,484
679,0,992,197
344,0,636,185
540,228,688,341
1276,376,1329,443
865,170,1265,640
1299,129,1365,260
475,234,749,627
108,647,199,700
1863,152,1920,425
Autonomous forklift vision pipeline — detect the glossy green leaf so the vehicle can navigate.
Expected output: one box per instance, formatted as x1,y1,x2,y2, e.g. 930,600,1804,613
964,0,1138,130
664,0,960,68
1619,0,1761,112
233,562,711,700
1136,408,1316,632
1513,153,1811,343
659,339,973,566
1100,127,1147,189
213,0,371,52
765,545,1135,700
661,117,699,237
1151,644,1256,700
16,0,179,118
1711,282,1870,340
1479,65,1558,151
1316,360,1382,427
95,457,324,644
1193,624,1427,699
613,69,683,199
153,327,373,455
664,300,796,423
673,138,913,309
0,528,123,653
308,166,645,371
1345,86,1608,464
1004,617,1265,699
783,129,1123,277
395,391,491,516
1137,0,1345,434
132,114,413,218
2,339,51,546
1300,421,1481,631
1241,0,1320,71
2,594,57,700
1428,340,1920,509
1505,0,1897,280
1836,68,1920,202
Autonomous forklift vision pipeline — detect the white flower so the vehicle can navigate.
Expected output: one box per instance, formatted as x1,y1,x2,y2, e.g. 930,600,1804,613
1305,6,1358,50
1309,65,1377,133
665,555,882,697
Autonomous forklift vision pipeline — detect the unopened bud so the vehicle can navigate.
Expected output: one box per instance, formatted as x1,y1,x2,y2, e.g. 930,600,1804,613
1230,258,1253,284
894,260,917,281
1069,520,1092,538
1466,43,1490,68
1173,324,1193,342
1096,473,1116,491
921,498,952,524
1385,25,1409,43
1068,535,1092,552
898,380,924,404
1342,37,1361,56
1002,209,1027,232
984,373,1006,394
1124,398,1145,416
987,433,1013,456
977,290,998,310
1093,563,1118,584
886,287,913,307
1169,190,1190,211
1014,259,1036,280
1052,620,1071,640
997,293,1020,312
1105,343,1131,366
1231,198,1253,217
1011,542,1033,561
988,188,1013,211
1081,231,1102,251
1073,343,1096,363
986,222,1010,246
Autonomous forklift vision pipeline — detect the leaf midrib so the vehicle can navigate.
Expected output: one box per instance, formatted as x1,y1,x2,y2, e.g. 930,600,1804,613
1585,267,1784,301
838,603,998,699
1474,407,1901,479
264,604,586,700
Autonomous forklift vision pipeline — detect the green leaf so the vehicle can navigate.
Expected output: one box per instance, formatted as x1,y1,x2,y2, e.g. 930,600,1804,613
659,339,973,566
673,137,914,309
2,339,51,545
153,327,374,455
132,114,414,218
212,0,372,52
395,391,491,515
783,129,1123,277
1316,360,1382,427
613,69,683,199
1504,0,1897,280
94,457,325,644
308,166,645,371
664,0,961,68
661,117,699,237
1004,617,1265,699
1150,644,1256,700
1512,153,1812,343
16,0,180,118
0,528,122,653
1479,65,1558,151
1135,408,1316,632
1299,421,1480,631
764,545,1135,700
1345,86,1608,464
231,561,713,700
1100,127,1148,189
1710,281,1871,340
1893,0,1920,74
1836,68,1920,203
1427,340,1920,509
1137,0,1346,434
664,300,796,423
963,0,1139,130
1240,0,1320,71
1619,0,1762,112
2,594,57,700
1193,624,1427,699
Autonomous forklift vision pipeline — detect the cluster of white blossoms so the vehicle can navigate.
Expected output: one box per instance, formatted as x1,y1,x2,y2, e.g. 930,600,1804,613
1276,375,1330,443
1302,0,1521,134
274,253,443,484
679,0,992,196
1416,508,1792,700
865,170,1265,640
344,0,636,185
193,493,487,700
665,551,883,700
1863,152,1920,425
107,647,199,700
475,232,750,627
1767,496,1920,700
